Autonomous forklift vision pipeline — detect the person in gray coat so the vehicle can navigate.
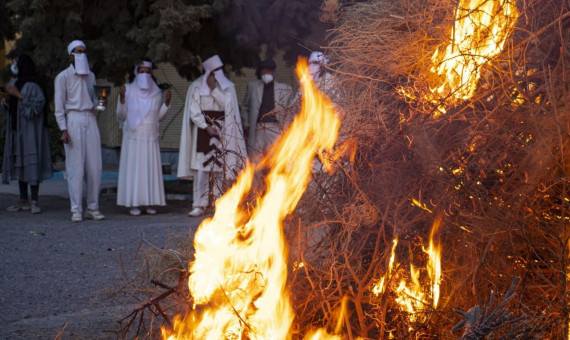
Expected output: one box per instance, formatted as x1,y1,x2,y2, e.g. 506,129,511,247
241,59,293,157
3,53,53,213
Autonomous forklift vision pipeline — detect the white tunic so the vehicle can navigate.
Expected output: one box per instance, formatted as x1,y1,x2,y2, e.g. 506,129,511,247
116,88,168,207
177,76,247,180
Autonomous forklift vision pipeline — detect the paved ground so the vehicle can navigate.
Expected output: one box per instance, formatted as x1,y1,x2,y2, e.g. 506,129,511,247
0,179,203,339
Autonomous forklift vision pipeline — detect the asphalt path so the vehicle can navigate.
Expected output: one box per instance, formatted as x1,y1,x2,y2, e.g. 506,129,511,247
0,181,202,339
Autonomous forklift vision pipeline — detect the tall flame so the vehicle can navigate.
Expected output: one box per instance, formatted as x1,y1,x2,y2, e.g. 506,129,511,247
408,0,519,115
162,58,340,339
424,215,442,308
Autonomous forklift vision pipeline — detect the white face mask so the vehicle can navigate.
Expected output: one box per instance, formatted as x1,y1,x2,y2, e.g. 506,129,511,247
73,53,90,75
136,73,153,90
261,74,274,84
308,63,321,81
212,69,232,90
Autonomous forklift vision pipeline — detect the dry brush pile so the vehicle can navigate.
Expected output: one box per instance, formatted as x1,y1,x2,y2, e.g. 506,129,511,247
110,0,570,339
290,0,570,338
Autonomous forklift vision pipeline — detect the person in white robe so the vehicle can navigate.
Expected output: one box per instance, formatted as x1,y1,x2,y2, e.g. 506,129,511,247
177,55,247,217
241,59,293,157
54,40,105,223
116,61,171,216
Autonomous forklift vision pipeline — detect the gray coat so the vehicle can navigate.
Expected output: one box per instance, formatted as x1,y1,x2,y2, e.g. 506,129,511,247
241,79,293,151
2,82,53,185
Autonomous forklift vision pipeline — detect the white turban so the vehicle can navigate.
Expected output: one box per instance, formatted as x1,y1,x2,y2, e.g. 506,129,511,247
134,60,153,74
309,51,329,65
200,55,233,96
67,40,86,55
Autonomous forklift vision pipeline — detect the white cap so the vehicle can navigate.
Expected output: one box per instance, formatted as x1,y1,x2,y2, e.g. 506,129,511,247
202,55,224,73
309,51,329,65
67,40,86,54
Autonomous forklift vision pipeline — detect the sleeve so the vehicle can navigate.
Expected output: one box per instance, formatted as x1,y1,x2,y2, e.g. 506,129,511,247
89,72,97,107
19,83,46,119
241,82,252,129
188,86,208,129
158,102,168,122
116,98,126,121
54,74,67,130
210,86,227,108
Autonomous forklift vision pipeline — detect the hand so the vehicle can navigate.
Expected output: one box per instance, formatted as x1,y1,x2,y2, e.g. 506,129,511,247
164,90,172,106
119,85,126,104
5,85,22,99
207,73,216,91
205,126,220,138
60,130,70,144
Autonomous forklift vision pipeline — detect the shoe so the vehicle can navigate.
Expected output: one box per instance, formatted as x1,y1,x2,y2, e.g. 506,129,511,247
129,207,141,216
85,209,105,220
6,200,30,212
71,212,83,223
188,207,206,217
30,201,42,214
144,207,156,215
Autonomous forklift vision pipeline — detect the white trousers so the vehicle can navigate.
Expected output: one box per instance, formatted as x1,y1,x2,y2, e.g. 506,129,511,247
192,170,221,208
64,112,102,213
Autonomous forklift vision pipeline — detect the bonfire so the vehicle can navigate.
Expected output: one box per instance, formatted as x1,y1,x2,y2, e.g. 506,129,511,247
113,0,570,338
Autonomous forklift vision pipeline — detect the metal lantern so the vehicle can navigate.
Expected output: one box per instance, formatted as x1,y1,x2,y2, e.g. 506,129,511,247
94,85,111,111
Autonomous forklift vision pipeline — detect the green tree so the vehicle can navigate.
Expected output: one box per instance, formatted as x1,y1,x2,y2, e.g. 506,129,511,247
3,0,324,85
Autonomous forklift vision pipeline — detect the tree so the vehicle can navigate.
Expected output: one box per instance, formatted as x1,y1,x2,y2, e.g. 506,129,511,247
3,0,324,85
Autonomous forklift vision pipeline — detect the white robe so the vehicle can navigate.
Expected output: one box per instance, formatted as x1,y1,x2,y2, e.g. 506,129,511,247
116,86,168,207
177,76,247,180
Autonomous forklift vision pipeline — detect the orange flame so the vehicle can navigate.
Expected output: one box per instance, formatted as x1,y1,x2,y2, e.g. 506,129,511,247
371,217,443,324
424,215,442,308
428,0,519,114
398,0,519,115
372,237,398,296
162,58,340,339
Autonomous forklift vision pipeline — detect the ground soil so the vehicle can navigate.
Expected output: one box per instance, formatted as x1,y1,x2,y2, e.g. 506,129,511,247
0,192,201,339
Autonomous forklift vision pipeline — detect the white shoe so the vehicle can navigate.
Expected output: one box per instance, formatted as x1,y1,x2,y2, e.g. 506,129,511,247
71,212,83,223
85,209,105,220
188,207,205,217
144,207,156,215
129,207,141,216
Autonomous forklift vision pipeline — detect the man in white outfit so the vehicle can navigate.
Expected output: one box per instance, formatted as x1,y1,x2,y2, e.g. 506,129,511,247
178,55,247,217
54,40,105,223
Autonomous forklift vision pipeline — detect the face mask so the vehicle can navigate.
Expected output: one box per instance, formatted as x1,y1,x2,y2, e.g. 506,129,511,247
136,73,153,90
10,64,18,75
308,63,321,81
73,53,90,75
261,74,274,84
213,69,232,90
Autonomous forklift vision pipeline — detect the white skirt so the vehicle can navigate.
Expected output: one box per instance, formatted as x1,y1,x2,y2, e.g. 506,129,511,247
117,129,166,207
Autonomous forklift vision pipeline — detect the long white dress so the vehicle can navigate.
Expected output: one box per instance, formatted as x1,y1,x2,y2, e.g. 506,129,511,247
116,90,168,207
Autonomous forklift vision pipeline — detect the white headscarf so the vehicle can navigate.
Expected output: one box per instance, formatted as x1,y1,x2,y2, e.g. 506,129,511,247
308,51,330,82
200,55,233,96
67,40,86,54
308,51,329,65
67,40,90,75
126,61,161,130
